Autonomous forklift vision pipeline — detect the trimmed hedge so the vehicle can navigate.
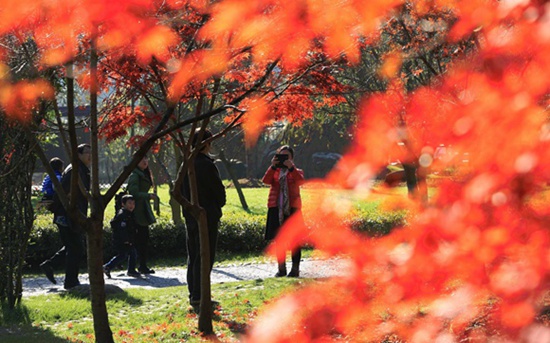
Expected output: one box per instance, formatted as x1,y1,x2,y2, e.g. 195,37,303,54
348,210,407,237
218,214,266,252
25,211,405,269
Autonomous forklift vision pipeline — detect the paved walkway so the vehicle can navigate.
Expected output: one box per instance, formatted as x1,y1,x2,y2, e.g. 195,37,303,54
22,258,349,297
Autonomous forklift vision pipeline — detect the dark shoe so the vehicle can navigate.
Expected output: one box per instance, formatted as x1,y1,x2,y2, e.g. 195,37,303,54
40,262,56,284
275,262,287,277
287,269,300,277
127,270,141,277
103,266,111,279
138,268,155,274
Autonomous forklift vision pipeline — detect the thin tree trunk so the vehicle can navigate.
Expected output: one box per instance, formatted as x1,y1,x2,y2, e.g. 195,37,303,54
170,143,184,225
153,153,182,224
402,163,428,203
88,32,115,343
197,209,213,333
219,150,248,211
87,219,114,343
170,196,184,226
53,99,72,159
187,158,214,334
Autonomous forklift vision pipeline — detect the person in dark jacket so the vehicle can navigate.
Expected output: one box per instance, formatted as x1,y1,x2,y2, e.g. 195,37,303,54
262,145,305,277
103,195,140,278
127,155,157,274
41,143,91,289
182,129,226,306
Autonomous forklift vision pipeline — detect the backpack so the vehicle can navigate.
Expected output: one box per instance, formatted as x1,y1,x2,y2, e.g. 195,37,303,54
114,189,128,212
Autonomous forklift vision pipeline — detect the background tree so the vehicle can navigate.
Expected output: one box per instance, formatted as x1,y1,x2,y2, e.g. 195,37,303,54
0,117,36,309
0,33,53,309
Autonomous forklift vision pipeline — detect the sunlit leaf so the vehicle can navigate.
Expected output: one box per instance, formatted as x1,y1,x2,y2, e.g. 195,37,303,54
136,25,179,64
242,97,269,148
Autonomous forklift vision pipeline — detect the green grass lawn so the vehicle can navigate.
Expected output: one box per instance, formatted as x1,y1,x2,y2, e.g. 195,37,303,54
33,185,271,225
34,183,400,228
1,278,306,343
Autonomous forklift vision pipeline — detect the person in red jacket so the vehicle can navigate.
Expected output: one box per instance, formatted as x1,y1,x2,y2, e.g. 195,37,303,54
262,145,305,277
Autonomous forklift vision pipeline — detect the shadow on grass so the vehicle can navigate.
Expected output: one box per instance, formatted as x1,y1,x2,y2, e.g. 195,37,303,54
220,319,248,334
1,302,67,343
58,284,143,306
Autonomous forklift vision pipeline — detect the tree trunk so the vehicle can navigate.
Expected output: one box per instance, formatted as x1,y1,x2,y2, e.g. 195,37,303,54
187,156,214,334
170,196,184,226
219,150,248,211
87,217,114,343
0,116,35,308
87,32,115,343
170,143,184,225
153,151,183,225
197,208,214,334
402,163,417,196
402,163,428,203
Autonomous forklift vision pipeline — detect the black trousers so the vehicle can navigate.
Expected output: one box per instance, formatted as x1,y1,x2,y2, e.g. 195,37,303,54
104,246,137,272
184,212,220,302
134,224,150,270
266,207,302,267
56,220,85,288
42,246,66,267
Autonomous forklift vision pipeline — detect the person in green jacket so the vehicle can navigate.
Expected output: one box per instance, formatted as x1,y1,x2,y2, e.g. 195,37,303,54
127,156,158,274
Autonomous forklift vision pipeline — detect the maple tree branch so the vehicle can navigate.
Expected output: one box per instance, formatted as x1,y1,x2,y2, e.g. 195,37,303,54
12,35,91,221
153,59,279,140
208,78,221,111
102,90,178,204
22,128,61,193
149,58,168,99
89,33,101,204
52,98,72,159
64,62,87,218
141,93,159,116
101,63,165,102
269,63,320,98
170,106,244,210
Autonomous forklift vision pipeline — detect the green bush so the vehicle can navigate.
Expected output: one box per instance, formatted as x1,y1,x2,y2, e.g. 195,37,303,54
218,214,267,252
348,210,407,237
25,216,267,270
26,220,188,269
147,221,187,258
25,210,405,270
27,222,61,268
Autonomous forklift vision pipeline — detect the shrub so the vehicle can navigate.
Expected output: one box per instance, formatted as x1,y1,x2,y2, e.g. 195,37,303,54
27,222,63,268
25,220,186,269
26,210,405,270
218,214,267,252
147,221,187,258
348,210,406,237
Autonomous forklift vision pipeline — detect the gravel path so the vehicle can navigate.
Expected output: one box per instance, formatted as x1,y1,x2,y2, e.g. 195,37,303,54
22,258,349,297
